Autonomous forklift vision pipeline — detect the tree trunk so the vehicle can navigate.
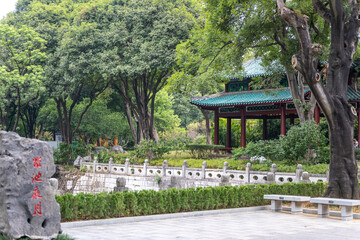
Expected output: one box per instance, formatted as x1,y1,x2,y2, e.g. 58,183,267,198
324,97,359,198
201,108,212,144
12,88,21,132
286,70,316,122
277,0,360,199
36,124,44,139
0,107,8,130
124,101,138,144
55,98,65,143
152,125,159,142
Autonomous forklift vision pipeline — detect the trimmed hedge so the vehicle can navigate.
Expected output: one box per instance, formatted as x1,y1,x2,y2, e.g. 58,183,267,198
186,144,226,158
56,182,327,221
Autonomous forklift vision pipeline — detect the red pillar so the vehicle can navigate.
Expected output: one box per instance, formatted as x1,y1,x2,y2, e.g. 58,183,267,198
358,103,360,143
226,118,231,148
280,104,286,135
241,108,246,148
214,109,219,145
314,104,320,124
262,118,267,140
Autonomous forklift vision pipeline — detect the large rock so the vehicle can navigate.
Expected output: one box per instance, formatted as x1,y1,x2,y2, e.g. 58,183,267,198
110,145,124,154
0,131,61,239
73,155,91,166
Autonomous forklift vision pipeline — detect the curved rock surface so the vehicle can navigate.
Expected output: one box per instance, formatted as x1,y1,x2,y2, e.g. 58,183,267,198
0,131,61,239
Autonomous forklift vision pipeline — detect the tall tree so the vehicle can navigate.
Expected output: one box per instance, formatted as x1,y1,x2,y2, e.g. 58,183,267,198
276,0,359,199
12,0,113,143
168,22,227,143
107,0,200,143
178,0,331,123
0,24,46,132
49,21,112,143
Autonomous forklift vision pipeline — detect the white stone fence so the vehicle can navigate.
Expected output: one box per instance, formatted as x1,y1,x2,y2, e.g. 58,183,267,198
79,158,328,185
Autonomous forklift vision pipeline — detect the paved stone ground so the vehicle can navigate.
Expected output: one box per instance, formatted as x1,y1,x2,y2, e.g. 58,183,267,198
62,210,360,240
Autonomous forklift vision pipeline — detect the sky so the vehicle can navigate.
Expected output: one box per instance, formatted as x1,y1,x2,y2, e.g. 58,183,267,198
0,0,18,20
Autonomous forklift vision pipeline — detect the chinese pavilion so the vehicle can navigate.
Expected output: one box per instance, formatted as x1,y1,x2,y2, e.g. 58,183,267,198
190,58,360,149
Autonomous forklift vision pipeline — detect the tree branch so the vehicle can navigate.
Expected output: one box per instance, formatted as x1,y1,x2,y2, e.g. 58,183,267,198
277,0,333,119
312,0,331,24
198,40,233,75
274,29,287,51
72,80,111,136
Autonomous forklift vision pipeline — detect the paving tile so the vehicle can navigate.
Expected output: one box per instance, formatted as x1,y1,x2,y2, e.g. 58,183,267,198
62,210,360,240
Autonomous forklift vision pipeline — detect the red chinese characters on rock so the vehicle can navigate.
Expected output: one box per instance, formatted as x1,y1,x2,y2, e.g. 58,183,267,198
31,172,43,184
33,202,42,216
32,156,42,168
31,186,43,200
31,156,43,216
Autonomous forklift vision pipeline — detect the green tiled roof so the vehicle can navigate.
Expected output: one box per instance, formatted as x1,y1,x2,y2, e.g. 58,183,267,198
224,58,359,81
190,87,360,107
224,58,284,80
347,87,360,101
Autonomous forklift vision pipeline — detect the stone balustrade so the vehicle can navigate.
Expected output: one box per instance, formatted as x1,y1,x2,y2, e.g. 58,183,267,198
81,158,328,185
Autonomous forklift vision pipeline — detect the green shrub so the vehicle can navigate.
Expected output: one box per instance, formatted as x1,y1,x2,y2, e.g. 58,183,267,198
186,144,225,159
134,139,171,159
57,182,329,221
355,147,360,161
281,121,328,164
193,135,207,144
54,142,89,165
233,121,329,164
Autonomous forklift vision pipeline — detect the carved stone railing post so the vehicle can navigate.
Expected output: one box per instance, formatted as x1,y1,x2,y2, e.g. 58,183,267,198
182,160,187,178
125,158,130,175
295,164,303,183
302,172,311,183
223,161,229,174
162,160,168,177
326,168,330,182
108,157,113,173
201,161,207,179
93,157,98,174
245,162,251,184
144,159,149,177
271,163,277,182
267,172,275,183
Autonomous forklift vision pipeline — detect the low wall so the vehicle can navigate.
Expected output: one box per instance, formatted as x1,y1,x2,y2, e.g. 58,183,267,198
67,159,328,194
71,173,231,194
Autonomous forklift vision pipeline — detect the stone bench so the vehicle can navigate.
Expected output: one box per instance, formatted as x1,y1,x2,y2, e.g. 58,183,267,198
310,197,360,221
264,195,310,214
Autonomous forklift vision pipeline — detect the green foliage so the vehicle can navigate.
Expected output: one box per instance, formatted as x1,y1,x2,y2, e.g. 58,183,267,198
154,89,182,133
0,24,46,131
74,97,133,144
95,149,112,164
170,93,204,128
193,135,207,145
54,142,89,165
134,139,171,160
356,148,360,161
57,182,327,221
217,119,263,147
233,121,329,165
233,140,284,161
281,121,329,164
158,123,192,152
186,144,225,159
